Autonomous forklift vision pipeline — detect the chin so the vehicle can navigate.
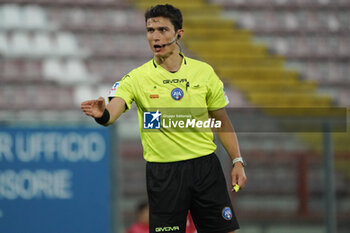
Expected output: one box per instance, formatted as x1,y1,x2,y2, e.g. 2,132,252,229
154,52,164,57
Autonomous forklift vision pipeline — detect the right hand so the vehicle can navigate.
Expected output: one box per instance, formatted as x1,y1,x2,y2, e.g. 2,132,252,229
231,162,247,192
81,97,106,118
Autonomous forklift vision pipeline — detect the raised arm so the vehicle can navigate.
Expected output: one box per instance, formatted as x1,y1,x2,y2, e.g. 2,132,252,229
209,108,247,191
81,97,126,126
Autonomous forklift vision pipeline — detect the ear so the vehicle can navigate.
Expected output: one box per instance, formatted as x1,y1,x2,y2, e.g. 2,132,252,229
177,29,184,39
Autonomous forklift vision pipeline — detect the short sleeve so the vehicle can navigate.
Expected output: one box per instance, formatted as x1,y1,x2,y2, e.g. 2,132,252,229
107,73,135,111
206,68,229,111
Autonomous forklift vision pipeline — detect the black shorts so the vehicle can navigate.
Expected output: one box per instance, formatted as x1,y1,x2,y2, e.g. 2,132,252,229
146,153,239,233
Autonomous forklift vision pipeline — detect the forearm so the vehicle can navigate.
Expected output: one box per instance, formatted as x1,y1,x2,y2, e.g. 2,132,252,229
210,108,246,189
106,97,126,125
209,108,241,160
217,122,241,160
101,97,126,126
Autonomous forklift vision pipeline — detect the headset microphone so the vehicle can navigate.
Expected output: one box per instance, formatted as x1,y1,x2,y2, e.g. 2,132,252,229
160,34,180,48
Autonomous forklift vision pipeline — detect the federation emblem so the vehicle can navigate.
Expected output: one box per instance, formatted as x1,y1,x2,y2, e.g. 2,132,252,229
171,88,184,100
143,110,161,129
222,207,232,220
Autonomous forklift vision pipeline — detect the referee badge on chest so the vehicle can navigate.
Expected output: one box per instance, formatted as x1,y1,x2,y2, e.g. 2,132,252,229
171,88,184,100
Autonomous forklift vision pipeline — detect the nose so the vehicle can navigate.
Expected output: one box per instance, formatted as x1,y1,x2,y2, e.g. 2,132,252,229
151,31,161,42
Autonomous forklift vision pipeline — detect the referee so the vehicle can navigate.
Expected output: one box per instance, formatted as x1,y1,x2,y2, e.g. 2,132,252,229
81,4,247,233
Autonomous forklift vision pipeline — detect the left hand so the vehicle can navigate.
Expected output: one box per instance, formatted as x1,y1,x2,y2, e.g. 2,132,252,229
231,163,247,192
81,97,106,118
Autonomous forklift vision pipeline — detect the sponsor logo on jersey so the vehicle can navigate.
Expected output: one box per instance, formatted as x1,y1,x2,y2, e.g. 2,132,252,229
143,110,161,129
155,226,180,232
222,207,232,220
163,78,187,84
171,88,184,100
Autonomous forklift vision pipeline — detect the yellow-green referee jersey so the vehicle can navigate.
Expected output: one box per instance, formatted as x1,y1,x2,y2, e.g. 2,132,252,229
108,53,229,162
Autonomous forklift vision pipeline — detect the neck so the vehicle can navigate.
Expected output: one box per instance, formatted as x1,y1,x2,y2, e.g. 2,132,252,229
155,48,182,72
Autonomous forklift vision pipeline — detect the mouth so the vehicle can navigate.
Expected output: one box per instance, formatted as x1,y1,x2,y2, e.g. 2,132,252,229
153,44,163,52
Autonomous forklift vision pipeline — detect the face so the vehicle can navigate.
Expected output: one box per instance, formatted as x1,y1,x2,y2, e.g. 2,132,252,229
146,17,179,57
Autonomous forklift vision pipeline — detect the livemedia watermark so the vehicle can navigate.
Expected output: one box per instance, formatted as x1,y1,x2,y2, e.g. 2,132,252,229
141,107,348,133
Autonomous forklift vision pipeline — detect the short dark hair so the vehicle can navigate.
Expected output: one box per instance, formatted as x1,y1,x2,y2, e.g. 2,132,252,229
145,4,183,31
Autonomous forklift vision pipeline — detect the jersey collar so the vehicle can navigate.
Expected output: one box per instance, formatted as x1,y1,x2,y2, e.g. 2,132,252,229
152,52,187,69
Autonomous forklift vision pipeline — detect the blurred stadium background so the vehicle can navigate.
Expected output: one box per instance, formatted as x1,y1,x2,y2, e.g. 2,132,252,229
0,0,349,233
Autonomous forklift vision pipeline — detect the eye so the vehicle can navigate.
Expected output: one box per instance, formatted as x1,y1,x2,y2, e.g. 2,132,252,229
147,28,154,32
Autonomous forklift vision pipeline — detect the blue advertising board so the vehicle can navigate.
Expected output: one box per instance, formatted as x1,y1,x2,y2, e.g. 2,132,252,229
0,126,111,233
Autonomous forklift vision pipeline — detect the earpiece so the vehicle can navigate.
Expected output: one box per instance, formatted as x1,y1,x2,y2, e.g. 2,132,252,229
177,34,181,39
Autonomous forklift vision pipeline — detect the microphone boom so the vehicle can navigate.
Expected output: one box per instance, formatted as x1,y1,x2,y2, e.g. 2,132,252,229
161,35,178,48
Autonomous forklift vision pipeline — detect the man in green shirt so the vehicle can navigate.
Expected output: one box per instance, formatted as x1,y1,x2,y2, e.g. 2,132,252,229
81,4,246,233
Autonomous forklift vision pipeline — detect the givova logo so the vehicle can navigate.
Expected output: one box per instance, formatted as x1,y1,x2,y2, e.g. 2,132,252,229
143,110,161,129
155,226,180,232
